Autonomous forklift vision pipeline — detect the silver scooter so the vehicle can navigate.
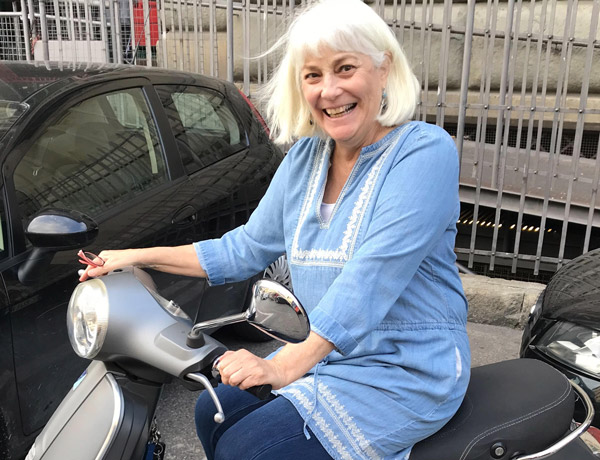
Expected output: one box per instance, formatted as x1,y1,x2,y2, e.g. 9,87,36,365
25,268,310,460
26,267,598,460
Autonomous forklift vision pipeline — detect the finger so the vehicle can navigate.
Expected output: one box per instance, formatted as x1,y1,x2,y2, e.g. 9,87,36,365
79,266,93,282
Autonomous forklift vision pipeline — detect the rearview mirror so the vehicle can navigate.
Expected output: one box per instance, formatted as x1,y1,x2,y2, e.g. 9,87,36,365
19,209,98,285
188,279,310,347
246,279,310,343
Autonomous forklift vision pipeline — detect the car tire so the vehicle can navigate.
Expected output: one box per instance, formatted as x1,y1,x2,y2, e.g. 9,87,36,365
231,255,293,342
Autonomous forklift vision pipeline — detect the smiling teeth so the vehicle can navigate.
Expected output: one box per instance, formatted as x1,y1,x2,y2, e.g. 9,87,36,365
325,104,356,118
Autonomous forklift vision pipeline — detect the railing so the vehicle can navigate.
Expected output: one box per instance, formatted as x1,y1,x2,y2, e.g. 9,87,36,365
2,0,600,279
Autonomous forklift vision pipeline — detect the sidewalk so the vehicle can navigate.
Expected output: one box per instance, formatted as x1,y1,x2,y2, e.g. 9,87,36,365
460,273,545,329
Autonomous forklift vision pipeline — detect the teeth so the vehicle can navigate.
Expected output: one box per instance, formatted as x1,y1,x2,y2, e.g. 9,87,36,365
325,103,356,117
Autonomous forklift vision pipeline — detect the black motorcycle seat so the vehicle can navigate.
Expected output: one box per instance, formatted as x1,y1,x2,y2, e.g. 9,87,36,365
410,358,575,460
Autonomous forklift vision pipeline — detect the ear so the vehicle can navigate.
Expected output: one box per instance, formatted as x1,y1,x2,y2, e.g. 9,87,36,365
378,51,392,86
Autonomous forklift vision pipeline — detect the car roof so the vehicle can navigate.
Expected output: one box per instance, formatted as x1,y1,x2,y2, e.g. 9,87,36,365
0,61,225,103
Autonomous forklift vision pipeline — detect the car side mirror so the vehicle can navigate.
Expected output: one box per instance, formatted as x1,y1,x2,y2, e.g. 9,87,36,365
19,208,98,285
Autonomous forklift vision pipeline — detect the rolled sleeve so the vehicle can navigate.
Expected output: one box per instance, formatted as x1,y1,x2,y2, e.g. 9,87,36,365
309,306,359,355
194,240,224,286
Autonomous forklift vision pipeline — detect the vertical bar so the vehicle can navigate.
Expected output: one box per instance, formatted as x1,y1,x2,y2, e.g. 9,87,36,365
558,0,597,260
182,0,191,71
456,0,476,168
534,0,572,274
27,0,36,38
21,0,32,61
243,0,250,94
435,0,452,127
177,0,184,71
127,0,134,63
75,0,83,40
53,0,63,61
467,0,495,269
511,0,544,274
198,0,205,75
114,0,123,64
160,0,168,68
416,0,429,121
99,0,110,62
84,0,92,62
193,0,199,73
209,0,216,76
226,0,233,81
68,0,77,62
108,0,118,61
143,0,151,66
39,0,50,60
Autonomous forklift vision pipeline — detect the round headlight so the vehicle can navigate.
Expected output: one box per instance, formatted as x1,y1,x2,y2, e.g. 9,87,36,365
67,279,109,359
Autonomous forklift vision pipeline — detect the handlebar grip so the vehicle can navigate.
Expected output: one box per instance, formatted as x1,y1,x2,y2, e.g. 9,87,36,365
246,384,272,400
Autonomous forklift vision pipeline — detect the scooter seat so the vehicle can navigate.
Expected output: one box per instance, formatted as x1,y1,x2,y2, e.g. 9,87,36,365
410,358,575,460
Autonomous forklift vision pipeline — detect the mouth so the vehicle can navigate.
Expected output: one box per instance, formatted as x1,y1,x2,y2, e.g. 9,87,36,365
323,103,357,118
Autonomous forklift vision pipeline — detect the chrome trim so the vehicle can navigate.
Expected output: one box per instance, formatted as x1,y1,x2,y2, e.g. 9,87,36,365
514,380,594,460
95,373,124,460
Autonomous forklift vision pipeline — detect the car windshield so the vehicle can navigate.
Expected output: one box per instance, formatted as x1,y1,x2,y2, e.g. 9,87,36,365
0,100,28,138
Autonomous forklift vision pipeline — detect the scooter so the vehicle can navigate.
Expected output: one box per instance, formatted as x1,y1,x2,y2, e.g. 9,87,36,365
25,267,598,460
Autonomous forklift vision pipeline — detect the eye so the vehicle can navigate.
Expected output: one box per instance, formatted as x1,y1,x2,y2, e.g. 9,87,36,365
339,64,355,73
303,72,320,81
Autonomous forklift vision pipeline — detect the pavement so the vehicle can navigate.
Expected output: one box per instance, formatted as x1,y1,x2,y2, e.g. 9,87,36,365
155,321,525,460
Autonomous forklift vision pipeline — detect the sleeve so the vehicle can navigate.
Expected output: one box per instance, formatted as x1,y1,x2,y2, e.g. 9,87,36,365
309,128,460,355
193,139,307,285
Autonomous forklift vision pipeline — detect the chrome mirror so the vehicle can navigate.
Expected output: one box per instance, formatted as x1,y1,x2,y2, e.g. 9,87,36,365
189,279,310,346
246,279,310,343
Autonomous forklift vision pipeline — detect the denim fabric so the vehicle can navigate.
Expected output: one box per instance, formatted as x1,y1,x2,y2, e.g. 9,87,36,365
194,122,471,459
195,384,332,460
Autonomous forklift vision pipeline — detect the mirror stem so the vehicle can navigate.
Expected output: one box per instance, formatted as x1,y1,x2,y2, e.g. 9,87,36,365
191,312,247,334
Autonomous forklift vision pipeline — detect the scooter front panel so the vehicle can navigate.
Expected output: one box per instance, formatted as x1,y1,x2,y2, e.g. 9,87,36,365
27,362,125,460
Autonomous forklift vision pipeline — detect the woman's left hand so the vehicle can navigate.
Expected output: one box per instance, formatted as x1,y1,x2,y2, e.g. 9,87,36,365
216,349,287,390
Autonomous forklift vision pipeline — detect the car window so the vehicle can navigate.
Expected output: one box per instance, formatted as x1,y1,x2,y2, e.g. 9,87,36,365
155,85,247,174
13,87,167,227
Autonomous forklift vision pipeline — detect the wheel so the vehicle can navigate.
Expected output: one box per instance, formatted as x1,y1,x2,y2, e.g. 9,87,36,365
231,255,293,342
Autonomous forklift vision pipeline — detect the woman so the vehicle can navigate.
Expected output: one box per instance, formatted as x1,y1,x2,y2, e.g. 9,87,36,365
80,0,470,458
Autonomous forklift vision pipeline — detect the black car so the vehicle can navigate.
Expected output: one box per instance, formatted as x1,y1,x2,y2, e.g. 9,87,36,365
0,61,284,459
520,247,600,427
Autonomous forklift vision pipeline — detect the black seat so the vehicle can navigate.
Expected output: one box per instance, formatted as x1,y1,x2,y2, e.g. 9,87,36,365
410,359,574,460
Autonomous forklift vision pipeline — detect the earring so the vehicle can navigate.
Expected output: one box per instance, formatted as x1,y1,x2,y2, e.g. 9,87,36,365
380,89,388,114
309,117,314,126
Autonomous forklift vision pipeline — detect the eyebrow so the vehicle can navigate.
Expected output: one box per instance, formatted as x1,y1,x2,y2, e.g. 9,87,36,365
301,54,359,72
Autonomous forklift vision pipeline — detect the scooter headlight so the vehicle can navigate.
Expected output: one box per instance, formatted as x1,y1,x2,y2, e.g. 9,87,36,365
537,321,600,377
67,279,109,359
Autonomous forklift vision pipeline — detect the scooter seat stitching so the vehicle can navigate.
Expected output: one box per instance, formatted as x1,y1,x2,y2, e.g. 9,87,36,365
459,377,572,460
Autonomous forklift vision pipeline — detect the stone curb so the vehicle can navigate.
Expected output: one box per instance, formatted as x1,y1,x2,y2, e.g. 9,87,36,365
460,274,546,329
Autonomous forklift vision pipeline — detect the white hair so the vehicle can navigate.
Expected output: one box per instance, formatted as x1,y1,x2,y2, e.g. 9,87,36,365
259,0,420,145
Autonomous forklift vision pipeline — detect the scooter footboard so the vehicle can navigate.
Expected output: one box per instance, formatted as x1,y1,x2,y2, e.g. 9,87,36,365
26,361,150,460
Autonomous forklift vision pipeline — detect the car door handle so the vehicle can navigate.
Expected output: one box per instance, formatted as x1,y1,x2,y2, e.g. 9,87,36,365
172,205,198,225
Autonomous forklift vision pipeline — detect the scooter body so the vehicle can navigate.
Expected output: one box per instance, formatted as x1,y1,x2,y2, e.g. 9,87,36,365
25,267,599,460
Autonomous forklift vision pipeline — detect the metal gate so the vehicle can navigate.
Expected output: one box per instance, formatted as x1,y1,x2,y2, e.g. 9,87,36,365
3,0,600,279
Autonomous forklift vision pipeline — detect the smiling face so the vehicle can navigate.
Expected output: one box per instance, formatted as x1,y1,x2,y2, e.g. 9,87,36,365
300,47,391,154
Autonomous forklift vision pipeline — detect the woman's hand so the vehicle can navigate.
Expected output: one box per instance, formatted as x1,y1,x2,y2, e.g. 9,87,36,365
216,332,336,391
216,349,288,390
79,249,142,282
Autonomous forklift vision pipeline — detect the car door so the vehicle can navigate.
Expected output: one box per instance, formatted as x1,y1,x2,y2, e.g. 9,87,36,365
153,82,275,322
0,78,191,438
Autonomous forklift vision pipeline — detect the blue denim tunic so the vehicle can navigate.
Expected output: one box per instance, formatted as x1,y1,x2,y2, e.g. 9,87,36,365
194,121,471,460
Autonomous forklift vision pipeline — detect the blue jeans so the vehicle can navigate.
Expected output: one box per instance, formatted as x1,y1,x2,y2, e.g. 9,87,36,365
195,384,333,460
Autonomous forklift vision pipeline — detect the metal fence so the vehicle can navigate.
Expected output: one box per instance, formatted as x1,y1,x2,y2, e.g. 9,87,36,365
2,0,600,280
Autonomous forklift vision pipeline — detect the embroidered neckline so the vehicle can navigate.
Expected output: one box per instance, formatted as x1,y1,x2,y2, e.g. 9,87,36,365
291,124,411,267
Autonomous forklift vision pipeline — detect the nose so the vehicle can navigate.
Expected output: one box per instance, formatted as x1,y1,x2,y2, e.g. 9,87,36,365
321,73,342,100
